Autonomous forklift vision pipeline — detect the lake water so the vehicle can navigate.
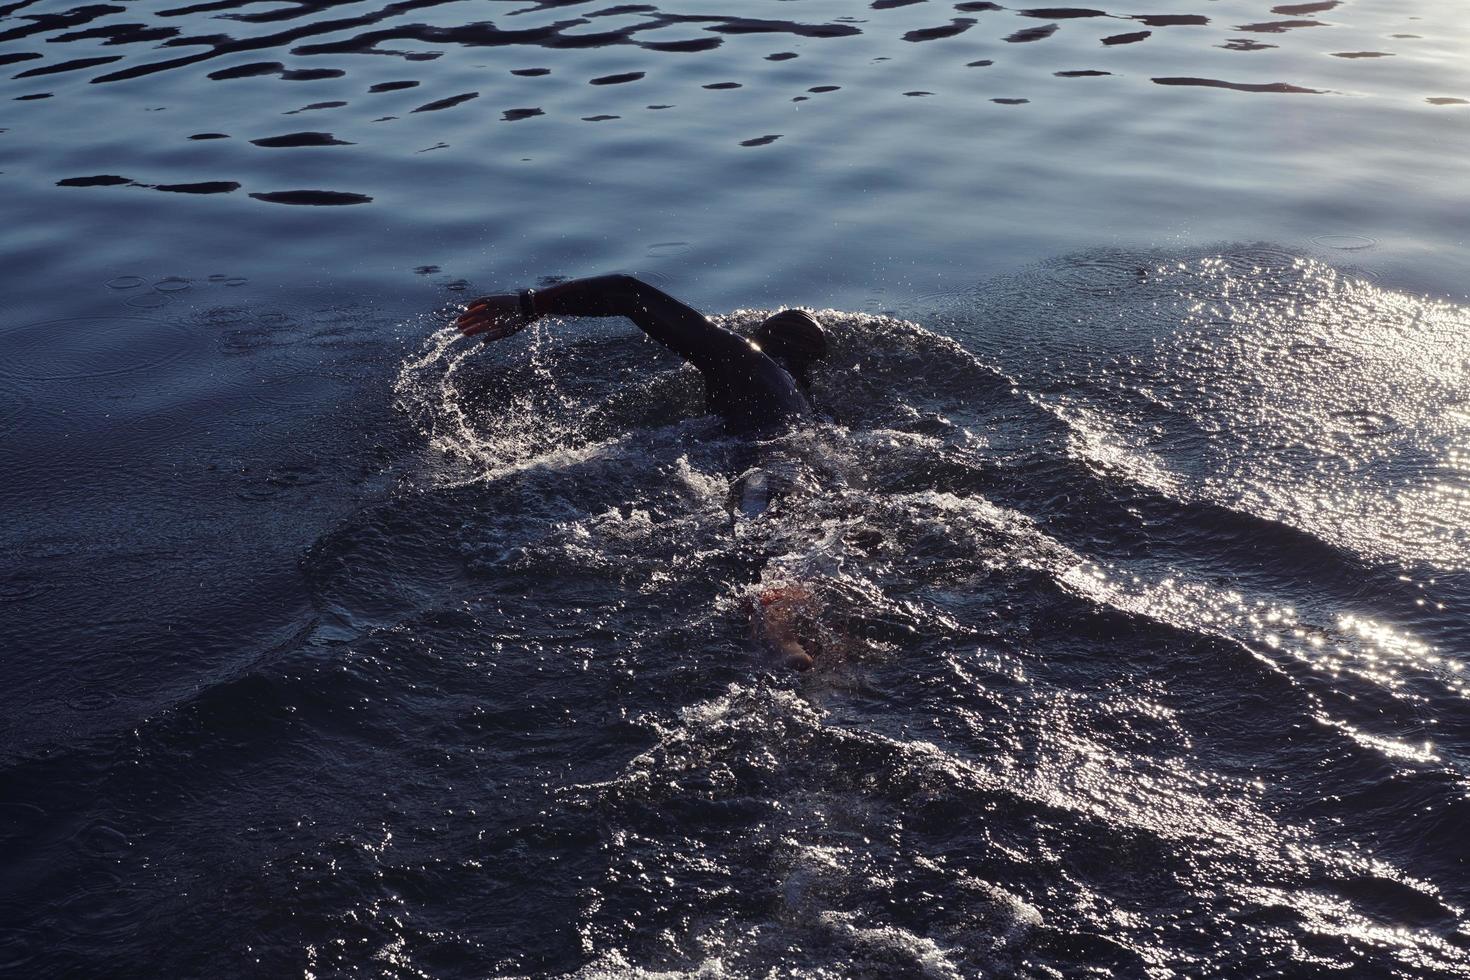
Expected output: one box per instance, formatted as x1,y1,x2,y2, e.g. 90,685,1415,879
3,0,1469,976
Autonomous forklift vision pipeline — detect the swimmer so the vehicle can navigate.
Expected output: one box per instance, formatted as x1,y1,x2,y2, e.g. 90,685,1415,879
455,274,827,435
455,274,834,669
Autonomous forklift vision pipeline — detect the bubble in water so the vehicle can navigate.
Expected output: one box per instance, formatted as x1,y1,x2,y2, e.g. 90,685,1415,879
126,291,171,309
1045,249,1159,295
1328,408,1399,438
193,306,251,325
64,690,119,712
1312,234,1375,250
1214,243,1303,276
70,820,132,859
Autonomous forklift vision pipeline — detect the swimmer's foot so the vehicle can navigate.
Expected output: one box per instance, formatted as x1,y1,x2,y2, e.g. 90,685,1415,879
751,584,819,670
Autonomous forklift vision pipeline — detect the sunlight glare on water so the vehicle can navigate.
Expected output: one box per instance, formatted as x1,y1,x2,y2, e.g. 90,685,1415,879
4,0,1470,971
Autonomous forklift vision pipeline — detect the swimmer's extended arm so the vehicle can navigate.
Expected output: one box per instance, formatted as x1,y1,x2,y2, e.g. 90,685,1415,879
456,274,749,374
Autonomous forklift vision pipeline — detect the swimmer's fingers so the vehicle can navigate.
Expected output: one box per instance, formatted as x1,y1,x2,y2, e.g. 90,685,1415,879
459,315,526,342
456,294,529,340
461,294,513,316
456,294,517,328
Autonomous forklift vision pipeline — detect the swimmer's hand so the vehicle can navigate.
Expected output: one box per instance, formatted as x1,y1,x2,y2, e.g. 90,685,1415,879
456,294,532,342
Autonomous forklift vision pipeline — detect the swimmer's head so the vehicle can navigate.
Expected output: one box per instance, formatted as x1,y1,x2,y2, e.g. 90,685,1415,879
752,310,828,374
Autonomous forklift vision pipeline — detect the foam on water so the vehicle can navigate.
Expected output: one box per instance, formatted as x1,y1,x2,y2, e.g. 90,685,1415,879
960,249,1470,571
354,287,1469,974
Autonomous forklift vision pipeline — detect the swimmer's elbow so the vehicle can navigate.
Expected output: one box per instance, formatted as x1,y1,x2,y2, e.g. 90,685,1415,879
584,273,659,316
598,273,647,301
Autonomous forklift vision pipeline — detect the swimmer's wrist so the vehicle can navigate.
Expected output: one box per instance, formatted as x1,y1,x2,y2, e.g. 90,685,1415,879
517,288,538,320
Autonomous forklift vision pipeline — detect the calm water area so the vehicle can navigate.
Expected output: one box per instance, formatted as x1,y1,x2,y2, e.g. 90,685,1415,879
3,0,1470,976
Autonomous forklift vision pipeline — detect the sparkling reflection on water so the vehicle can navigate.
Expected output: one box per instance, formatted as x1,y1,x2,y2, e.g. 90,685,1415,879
3,0,1470,305
4,0,1470,975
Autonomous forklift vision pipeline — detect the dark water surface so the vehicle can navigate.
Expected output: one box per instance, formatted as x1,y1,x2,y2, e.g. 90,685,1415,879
3,0,1470,976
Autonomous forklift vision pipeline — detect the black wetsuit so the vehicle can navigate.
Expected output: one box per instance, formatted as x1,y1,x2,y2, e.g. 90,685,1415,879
534,275,812,435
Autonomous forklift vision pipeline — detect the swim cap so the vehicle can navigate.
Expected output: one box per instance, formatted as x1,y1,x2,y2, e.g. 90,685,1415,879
753,310,828,366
